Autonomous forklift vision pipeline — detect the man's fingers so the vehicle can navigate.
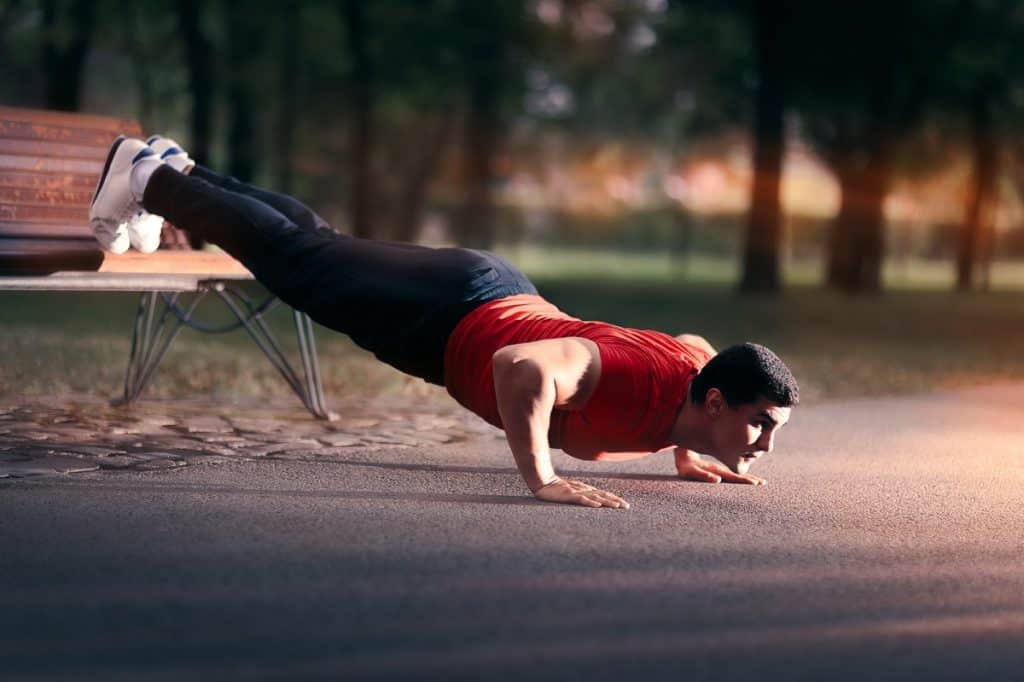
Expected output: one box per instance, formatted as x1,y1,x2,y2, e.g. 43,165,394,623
567,482,630,508
701,460,766,485
588,491,630,509
536,480,630,508
574,491,629,509
681,466,721,483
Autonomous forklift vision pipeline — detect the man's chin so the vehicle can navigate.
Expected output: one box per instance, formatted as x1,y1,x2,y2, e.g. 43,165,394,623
717,453,751,474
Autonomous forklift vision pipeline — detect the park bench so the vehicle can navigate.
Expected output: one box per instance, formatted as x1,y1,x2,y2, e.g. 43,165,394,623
0,106,333,419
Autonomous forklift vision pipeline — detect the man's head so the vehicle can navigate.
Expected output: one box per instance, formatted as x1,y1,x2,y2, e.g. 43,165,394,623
687,343,799,472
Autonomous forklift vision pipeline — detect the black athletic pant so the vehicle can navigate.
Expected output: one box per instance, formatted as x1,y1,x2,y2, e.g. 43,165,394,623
142,164,537,385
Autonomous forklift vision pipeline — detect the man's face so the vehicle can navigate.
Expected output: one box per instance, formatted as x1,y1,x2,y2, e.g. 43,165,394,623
704,389,791,474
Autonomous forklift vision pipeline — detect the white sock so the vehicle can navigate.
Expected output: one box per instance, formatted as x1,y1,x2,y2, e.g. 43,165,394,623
164,154,195,174
129,156,165,202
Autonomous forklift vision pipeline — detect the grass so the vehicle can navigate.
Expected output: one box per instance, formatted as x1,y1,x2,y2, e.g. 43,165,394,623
2,251,1022,405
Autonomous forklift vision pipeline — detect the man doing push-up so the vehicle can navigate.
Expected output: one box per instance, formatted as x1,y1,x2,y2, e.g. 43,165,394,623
89,135,798,509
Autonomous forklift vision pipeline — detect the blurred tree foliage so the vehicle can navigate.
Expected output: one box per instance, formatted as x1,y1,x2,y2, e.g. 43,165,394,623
1,0,1022,294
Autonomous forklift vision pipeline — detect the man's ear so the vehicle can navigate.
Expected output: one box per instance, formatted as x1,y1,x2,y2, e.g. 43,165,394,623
705,388,725,418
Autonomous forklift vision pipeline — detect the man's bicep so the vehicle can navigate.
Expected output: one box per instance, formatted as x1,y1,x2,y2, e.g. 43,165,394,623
492,337,601,409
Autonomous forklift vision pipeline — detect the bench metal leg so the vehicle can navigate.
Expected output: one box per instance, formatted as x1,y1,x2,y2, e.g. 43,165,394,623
212,285,337,420
114,291,206,408
113,285,336,421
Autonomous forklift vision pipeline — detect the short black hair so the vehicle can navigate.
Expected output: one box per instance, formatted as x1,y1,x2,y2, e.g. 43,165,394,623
689,343,799,407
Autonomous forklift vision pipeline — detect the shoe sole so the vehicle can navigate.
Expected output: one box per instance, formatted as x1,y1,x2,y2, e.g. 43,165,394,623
91,135,127,208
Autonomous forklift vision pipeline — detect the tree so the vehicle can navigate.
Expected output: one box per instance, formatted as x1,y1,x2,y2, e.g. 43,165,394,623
945,0,1023,291
339,0,375,238
448,0,530,249
792,1,962,293
41,0,97,111
225,0,261,182
177,0,215,167
740,0,784,293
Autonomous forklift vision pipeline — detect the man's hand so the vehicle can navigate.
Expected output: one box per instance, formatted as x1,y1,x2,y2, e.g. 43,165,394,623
534,477,631,509
674,448,765,485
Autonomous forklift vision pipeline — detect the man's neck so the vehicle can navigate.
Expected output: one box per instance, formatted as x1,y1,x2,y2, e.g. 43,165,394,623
668,393,712,452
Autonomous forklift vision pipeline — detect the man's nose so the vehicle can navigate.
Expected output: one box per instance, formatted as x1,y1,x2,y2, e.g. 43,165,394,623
757,431,775,454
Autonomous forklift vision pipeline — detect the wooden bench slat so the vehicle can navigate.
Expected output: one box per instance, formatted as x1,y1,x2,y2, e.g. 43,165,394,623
0,240,252,278
99,251,252,276
0,204,86,223
0,187,94,206
0,138,112,160
0,107,141,134
0,121,129,147
0,154,103,174
0,170,98,191
0,220,90,239
0,238,102,274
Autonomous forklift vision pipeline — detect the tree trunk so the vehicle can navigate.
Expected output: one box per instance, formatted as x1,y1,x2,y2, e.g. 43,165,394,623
827,152,861,290
122,0,154,129
454,78,500,249
390,116,455,243
740,0,784,294
42,0,97,111
276,2,299,194
226,0,257,182
339,0,374,238
828,148,888,294
176,0,214,166
854,132,890,293
957,90,996,291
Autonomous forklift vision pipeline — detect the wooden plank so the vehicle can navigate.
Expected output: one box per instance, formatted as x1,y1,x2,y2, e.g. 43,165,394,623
0,186,94,206
0,170,97,191
98,251,252,277
0,138,109,160
0,106,141,135
0,154,102,174
0,204,86,223
0,237,94,252
0,221,90,239
0,242,249,278
0,120,126,146
0,239,103,274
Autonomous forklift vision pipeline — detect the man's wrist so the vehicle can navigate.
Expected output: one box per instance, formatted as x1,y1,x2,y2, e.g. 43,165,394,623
529,475,561,494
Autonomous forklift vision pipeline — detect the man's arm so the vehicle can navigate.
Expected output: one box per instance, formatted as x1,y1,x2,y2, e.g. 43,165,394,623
492,337,629,509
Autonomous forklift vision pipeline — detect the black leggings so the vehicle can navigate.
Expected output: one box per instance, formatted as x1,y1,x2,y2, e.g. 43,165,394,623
142,165,537,385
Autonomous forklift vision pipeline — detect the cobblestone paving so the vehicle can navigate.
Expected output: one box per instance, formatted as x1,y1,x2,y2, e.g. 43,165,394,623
0,393,505,479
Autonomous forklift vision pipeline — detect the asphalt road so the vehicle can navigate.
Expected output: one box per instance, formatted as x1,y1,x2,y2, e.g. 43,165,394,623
3,382,1024,681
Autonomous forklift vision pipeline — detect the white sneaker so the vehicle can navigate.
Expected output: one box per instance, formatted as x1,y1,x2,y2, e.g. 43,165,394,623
93,217,131,255
125,210,164,254
146,135,195,173
90,136,158,253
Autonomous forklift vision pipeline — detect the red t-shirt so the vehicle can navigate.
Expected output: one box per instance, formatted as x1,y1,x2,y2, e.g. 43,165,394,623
443,294,713,461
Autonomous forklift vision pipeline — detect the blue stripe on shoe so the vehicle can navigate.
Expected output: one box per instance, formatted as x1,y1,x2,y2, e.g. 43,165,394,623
146,135,163,145
160,147,184,159
132,147,156,164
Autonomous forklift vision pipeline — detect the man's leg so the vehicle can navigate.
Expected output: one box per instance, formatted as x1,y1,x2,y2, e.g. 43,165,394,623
140,164,515,383
188,165,334,236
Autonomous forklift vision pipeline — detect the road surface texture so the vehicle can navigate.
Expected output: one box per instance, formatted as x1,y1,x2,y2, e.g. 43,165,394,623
2,382,1023,681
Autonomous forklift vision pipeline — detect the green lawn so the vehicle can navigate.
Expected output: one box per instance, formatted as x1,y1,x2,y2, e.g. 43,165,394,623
2,251,1022,404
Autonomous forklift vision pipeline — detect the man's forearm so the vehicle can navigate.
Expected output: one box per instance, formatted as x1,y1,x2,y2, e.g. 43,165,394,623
493,359,558,493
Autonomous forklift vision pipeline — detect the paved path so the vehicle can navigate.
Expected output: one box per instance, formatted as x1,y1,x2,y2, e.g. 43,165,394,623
2,383,1024,681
